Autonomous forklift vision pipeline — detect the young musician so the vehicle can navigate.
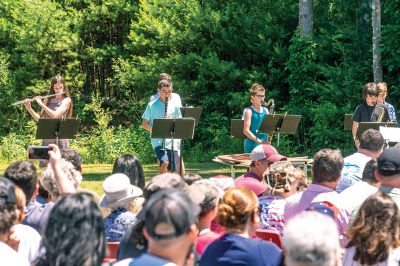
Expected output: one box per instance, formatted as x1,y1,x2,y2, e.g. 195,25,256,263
243,83,269,153
377,82,397,123
24,75,73,150
142,79,182,174
352,82,389,147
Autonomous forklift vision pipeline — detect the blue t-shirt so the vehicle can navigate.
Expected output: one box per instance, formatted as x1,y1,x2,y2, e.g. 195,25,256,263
200,233,283,266
114,253,175,266
142,98,182,149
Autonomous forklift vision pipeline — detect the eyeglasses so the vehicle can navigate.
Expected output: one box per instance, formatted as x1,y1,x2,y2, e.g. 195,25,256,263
255,94,265,98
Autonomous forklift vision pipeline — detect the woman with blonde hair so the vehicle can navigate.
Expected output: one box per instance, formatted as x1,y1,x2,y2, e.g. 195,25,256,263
258,161,306,235
343,191,400,265
200,187,283,266
24,75,73,150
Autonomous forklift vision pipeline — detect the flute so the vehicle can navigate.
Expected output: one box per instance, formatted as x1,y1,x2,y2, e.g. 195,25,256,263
160,97,169,150
12,92,65,106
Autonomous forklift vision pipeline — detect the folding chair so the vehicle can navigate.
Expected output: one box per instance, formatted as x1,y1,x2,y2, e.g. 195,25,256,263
103,241,119,263
255,229,283,249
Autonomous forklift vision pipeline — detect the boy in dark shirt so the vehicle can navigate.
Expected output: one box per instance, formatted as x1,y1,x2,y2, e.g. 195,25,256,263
352,83,389,147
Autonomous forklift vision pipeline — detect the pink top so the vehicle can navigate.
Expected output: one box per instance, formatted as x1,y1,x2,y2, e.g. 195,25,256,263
195,230,221,255
234,172,268,196
284,184,350,247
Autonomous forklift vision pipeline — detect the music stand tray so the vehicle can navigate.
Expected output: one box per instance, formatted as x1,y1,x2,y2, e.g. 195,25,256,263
258,114,302,135
151,118,196,140
344,114,353,131
36,118,79,139
180,107,202,126
231,119,246,139
356,122,398,139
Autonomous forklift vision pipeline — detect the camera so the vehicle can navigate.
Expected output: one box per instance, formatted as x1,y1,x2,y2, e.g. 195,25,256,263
27,146,50,160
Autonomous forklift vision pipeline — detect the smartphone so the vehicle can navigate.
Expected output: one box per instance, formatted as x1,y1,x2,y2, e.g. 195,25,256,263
27,146,50,160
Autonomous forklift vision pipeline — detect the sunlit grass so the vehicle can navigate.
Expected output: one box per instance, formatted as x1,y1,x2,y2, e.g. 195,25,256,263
0,162,247,197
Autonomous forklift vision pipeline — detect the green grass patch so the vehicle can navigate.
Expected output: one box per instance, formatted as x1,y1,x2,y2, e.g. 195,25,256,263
0,162,247,197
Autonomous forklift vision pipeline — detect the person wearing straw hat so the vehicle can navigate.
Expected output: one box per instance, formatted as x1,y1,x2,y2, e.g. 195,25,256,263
100,173,143,242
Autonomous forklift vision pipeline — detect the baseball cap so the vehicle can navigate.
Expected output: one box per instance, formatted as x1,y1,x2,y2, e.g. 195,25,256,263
0,176,16,204
139,188,200,240
377,147,400,176
306,201,338,219
250,144,287,163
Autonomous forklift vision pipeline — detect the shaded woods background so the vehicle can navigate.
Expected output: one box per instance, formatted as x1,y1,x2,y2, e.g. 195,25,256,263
1,0,400,163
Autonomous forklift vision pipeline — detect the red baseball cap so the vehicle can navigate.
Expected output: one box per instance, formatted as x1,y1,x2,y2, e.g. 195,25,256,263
250,144,287,163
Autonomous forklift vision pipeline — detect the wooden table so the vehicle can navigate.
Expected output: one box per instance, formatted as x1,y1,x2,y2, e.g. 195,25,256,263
213,154,312,178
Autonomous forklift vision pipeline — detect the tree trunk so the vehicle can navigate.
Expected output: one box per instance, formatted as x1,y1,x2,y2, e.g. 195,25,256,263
299,0,313,37
372,0,383,82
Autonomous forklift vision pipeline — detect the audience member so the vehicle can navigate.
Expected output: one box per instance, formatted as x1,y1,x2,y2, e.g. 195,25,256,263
235,144,287,196
375,147,400,207
191,179,221,255
4,160,53,235
340,159,379,215
35,192,106,266
284,212,341,266
182,172,202,185
12,186,42,263
0,176,30,265
62,147,101,204
114,188,199,266
343,191,400,265
117,173,204,261
336,129,384,193
99,173,143,242
284,148,350,247
40,159,82,202
259,161,306,234
62,148,83,172
200,187,283,266
112,154,145,190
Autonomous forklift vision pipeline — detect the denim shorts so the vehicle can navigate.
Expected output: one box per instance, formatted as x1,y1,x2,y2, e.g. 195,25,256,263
154,146,178,172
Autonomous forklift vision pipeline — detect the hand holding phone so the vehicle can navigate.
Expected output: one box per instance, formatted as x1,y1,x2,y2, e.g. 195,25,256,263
48,144,61,169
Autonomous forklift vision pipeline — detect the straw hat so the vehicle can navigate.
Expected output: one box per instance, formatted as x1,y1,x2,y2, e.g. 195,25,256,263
99,173,143,209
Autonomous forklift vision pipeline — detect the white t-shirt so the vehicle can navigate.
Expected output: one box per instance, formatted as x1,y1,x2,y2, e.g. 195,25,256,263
14,223,42,263
343,245,400,266
339,181,378,214
336,152,372,193
0,241,30,266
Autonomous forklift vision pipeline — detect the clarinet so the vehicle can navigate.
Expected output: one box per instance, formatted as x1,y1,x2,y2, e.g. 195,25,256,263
161,97,169,150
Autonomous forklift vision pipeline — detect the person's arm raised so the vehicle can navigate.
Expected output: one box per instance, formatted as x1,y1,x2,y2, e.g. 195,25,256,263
48,144,76,196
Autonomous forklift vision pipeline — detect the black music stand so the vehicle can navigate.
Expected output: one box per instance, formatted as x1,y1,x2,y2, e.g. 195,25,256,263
151,118,196,175
180,107,202,126
230,119,246,139
258,114,302,146
356,122,398,140
344,114,353,131
36,118,79,146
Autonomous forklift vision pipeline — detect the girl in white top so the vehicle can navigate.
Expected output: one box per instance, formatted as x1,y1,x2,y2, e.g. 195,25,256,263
343,191,400,266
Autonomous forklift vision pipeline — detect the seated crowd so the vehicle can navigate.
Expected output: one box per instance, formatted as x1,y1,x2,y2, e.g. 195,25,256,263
2,128,400,265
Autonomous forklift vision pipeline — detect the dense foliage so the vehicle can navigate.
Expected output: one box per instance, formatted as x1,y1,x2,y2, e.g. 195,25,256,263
1,0,399,163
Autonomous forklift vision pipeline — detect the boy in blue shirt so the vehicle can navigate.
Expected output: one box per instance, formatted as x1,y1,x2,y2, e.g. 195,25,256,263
142,79,182,174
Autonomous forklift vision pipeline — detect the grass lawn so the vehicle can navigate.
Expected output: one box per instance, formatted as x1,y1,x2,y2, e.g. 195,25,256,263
0,162,247,196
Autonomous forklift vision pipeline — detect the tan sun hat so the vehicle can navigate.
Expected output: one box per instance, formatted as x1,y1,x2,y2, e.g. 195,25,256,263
99,173,143,209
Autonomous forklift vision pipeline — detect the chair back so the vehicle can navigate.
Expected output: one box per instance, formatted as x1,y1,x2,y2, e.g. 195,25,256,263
103,241,119,263
255,229,283,249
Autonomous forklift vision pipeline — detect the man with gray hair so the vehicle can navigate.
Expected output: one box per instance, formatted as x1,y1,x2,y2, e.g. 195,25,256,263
284,148,350,247
283,212,341,266
336,129,384,193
